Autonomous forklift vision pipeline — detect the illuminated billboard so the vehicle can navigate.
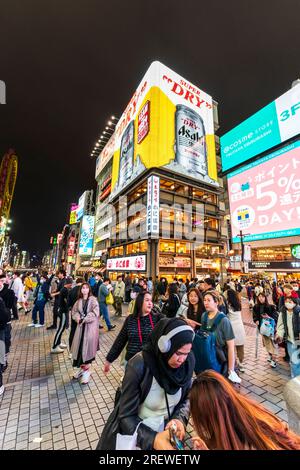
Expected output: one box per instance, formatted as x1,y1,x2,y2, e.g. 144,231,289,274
76,192,88,221
97,61,218,197
79,215,95,256
221,83,300,172
228,141,300,243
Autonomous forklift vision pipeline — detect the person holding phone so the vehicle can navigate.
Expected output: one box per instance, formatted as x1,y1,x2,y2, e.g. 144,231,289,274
97,318,195,450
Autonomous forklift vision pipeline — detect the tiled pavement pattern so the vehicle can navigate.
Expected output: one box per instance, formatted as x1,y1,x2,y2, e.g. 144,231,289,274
0,298,292,450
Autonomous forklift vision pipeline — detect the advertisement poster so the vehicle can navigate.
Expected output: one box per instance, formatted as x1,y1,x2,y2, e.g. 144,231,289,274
147,175,160,236
76,192,86,221
221,83,300,172
228,141,300,243
79,215,95,255
107,255,146,271
97,61,218,198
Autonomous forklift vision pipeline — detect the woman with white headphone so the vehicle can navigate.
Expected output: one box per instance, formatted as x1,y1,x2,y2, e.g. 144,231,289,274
97,317,195,450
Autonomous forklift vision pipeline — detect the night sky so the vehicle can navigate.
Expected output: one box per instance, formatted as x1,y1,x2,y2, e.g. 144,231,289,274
1,0,299,257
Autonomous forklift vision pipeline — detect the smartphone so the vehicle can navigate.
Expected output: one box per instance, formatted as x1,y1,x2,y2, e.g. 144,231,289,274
169,428,185,450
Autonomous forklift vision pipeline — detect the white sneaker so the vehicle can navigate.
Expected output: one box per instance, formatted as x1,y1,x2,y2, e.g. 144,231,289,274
28,323,36,327
270,360,277,368
59,343,67,349
73,368,83,379
80,370,91,384
0,385,4,396
228,370,242,384
51,346,64,354
238,364,245,373
34,324,44,328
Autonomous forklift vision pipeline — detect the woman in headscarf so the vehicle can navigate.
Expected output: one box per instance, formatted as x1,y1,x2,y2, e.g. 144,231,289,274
97,317,195,450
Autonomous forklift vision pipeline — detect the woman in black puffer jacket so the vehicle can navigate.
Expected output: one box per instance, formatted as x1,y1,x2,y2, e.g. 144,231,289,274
103,292,164,374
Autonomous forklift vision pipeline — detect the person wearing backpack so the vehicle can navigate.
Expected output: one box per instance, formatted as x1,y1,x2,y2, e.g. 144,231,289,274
28,272,54,327
276,296,300,378
193,290,240,384
253,293,278,368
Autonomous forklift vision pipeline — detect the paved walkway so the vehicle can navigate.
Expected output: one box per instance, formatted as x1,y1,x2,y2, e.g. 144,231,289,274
0,300,291,450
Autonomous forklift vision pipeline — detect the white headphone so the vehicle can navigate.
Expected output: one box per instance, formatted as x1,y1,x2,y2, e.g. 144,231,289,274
158,325,195,353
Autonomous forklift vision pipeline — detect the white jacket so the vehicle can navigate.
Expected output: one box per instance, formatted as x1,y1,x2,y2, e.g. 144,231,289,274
10,277,24,302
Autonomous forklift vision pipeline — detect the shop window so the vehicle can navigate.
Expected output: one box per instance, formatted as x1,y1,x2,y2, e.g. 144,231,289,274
110,246,124,257
160,240,175,253
176,241,190,254
126,241,148,255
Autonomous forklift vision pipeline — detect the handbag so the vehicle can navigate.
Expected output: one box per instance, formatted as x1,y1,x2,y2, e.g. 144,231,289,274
116,422,142,450
260,317,275,337
106,292,114,305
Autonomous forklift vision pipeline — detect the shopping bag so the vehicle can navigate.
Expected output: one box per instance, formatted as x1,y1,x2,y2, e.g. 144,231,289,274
106,292,114,305
116,422,141,450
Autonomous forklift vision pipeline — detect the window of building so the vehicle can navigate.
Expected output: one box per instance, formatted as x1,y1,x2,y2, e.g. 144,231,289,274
126,240,148,254
110,246,124,257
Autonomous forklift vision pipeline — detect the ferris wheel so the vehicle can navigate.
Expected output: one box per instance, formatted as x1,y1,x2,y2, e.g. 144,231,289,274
0,149,18,244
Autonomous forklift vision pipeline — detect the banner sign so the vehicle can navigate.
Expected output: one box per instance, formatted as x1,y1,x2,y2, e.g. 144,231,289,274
147,176,160,236
79,215,95,256
221,83,300,171
107,255,146,271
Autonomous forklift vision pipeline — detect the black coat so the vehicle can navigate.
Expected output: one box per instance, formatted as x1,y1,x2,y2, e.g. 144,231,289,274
97,352,191,450
0,285,15,309
253,303,278,326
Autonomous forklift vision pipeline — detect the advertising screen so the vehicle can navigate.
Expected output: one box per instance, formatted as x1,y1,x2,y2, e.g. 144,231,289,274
97,61,218,196
79,215,95,256
76,192,87,221
221,83,300,172
228,141,300,243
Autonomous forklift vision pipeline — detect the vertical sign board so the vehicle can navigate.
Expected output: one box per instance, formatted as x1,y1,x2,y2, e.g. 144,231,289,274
147,176,160,237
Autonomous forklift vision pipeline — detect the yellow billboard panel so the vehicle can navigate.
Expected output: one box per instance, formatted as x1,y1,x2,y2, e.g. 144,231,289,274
101,61,218,198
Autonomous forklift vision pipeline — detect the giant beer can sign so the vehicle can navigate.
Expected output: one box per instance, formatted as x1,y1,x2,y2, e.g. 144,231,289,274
105,61,218,199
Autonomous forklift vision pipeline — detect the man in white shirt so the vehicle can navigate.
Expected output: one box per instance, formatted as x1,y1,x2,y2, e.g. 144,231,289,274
9,271,29,319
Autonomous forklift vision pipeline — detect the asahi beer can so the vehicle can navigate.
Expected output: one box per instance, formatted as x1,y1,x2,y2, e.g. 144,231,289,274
118,121,135,189
175,105,208,176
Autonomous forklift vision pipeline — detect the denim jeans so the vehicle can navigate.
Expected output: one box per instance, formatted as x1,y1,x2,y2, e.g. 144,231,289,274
287,341,300,378
32,300,46,325
99,302,112,329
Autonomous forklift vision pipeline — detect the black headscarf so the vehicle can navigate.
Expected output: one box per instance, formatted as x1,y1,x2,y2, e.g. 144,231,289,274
142,317,195,395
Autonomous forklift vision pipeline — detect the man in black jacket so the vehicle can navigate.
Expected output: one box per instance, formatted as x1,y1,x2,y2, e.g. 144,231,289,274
0,296,11,396
0,275,15,371
47,269,67,330
51,277,73,353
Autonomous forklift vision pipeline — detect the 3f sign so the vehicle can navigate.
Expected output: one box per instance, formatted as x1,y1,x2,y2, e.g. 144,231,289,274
0,81,6,104
280,102,300,121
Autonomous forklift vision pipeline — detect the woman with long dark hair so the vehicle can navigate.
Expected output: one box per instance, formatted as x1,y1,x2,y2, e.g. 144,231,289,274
253,293,278,368
71,283,99,384
177,288,204,330
103,292,164,374
161,283,181,318
190,370,300,450
225,288,246,372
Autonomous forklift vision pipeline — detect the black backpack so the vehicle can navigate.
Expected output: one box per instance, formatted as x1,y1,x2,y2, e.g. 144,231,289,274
0,297,11,328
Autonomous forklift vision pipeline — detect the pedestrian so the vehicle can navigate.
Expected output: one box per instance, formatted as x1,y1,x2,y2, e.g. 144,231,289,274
161,283,181,318
92,273,103,297
89,273,96,289
225,288,246,372
0,276,13,372
195,290,240,383
113,275,125,317
253,293,278,368
23,271,33,313
98,277,116,331
178,288,204,330
147,277,153,295
157,277,168,297
177,278,187,300
0,297,11,396
124,272,132,304
203,278,229,315
47,269,67,330
276,296,300,378
9,271,28,318
28,271,54,328
291,281,300,299
71,283,100,384
68,277,84,350
278,283,299,310
190,370,300,450
51,277,73,353
97,317,195,450
103,291,164,373
197,280,205,294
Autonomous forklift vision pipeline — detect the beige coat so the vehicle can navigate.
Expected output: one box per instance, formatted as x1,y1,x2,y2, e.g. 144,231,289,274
71,296,100,363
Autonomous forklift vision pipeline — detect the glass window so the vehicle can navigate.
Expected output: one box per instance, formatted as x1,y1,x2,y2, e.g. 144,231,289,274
160,240,175,253
176,241,191,254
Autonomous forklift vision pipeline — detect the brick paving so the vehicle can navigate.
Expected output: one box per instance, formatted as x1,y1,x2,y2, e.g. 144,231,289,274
0,299,292,450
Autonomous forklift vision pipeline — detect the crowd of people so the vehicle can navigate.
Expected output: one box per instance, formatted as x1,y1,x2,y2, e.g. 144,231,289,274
0,267,300,450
